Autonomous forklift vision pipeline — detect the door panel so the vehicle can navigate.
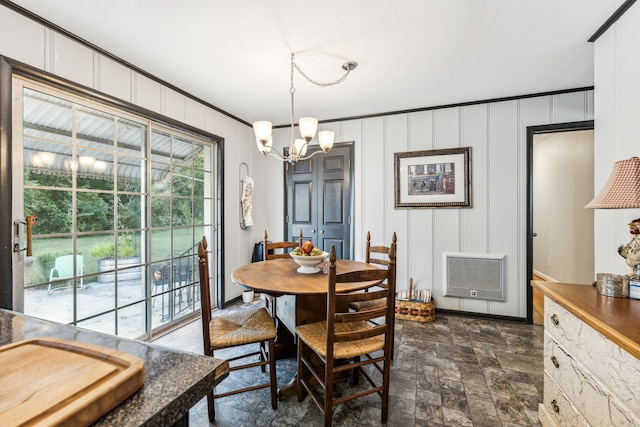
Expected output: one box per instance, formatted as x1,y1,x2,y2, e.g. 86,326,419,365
287,144,353,260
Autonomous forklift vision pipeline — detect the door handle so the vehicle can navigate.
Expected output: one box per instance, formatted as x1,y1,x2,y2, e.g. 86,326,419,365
311,229,316,233
532,233,537,237
14,215,38,255
320,230,324,234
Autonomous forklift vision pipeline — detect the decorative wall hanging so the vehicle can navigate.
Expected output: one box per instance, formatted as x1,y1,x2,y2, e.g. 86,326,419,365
394,147,471,208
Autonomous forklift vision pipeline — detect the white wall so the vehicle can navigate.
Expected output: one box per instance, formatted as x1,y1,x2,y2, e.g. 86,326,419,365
532,130,594,283
1,5,597,317
593,2,640,276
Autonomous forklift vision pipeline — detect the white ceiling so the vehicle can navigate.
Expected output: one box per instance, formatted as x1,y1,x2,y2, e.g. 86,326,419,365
8,0,625,126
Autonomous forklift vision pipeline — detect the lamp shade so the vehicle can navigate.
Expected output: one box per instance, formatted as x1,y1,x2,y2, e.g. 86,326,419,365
318,130,335,152
298,117,318,141
253,121,272,142
293,139,308,157
585,157,640,209
255,136,272,155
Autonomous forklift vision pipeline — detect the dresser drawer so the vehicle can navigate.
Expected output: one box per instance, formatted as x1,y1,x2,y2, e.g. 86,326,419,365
545,332,640,426
544,295,640,411
542,372,589,427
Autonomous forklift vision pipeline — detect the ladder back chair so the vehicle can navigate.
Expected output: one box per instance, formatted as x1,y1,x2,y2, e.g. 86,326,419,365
198,236,277,422
295,243,397,426
350,232,397,358
349,231,397,312
262,229,303,317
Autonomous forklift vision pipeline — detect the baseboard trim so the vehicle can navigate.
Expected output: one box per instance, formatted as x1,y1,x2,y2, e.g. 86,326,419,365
434,308,527,324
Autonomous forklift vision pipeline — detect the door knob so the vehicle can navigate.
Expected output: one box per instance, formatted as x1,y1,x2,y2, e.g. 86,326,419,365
311,229,316,233
320,230,324,234
532,233,537,237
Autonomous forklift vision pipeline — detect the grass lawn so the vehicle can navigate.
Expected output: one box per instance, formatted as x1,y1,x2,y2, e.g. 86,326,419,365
26,228,199,287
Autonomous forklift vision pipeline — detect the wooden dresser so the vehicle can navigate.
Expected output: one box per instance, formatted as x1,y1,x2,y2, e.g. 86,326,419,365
531,281,640,426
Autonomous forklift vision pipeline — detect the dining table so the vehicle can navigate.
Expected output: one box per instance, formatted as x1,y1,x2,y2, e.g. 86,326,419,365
231,256,378,399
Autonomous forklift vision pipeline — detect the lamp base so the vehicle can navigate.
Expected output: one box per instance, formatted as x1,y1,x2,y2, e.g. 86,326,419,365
596,273,630,298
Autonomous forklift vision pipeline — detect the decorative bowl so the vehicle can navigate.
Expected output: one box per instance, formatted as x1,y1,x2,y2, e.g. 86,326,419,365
290,251,329,274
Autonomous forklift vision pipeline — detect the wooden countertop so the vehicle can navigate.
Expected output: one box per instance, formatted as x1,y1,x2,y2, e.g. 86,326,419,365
531,280,640,361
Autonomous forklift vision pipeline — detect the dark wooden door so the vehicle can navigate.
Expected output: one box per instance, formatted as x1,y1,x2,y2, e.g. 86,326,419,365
286,143,353,259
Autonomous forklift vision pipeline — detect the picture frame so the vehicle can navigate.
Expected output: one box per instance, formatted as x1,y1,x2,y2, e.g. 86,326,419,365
394,147,471,208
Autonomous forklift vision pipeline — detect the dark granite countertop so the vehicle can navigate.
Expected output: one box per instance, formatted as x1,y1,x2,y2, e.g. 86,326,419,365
0,309,229,426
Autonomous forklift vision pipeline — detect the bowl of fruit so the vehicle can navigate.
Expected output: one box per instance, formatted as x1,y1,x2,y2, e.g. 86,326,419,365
290,240,329,274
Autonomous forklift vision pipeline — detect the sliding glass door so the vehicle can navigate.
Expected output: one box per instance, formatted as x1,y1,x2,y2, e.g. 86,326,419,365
13,78,215,339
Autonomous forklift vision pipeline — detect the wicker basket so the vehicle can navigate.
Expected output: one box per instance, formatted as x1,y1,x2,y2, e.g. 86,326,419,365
394,299,435,323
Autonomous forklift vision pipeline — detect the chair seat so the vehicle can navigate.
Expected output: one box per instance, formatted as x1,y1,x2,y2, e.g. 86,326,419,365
296,320,384,360
349,297,387,312
210,307,276,349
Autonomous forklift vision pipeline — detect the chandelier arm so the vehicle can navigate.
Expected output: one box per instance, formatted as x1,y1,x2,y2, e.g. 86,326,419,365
262,147,286,161
296,149,327,162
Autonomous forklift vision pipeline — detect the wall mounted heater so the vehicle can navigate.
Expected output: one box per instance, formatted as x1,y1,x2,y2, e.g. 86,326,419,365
443,252,506,301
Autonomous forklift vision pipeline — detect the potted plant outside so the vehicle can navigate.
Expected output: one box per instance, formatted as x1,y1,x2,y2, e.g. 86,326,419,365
91,235,142,282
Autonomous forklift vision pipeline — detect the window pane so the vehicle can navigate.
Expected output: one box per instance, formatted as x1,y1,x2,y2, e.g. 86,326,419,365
117,155,143,192
118,302,146,338
117,118,146,157
118,194,142,230
25,189,73,235
172,228,196,256
77,312,115,335
151,196,170,227
172,137,193,166
172,166,192,197
77,191,114,232
23,88,73,144
77,278,115,320
76,148,114,190
151,130,171,164
151,229,172,263
76,105,114,149
172,199,192,226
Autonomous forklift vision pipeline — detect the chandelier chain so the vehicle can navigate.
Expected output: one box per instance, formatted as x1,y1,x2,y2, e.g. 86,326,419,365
291,54,353,88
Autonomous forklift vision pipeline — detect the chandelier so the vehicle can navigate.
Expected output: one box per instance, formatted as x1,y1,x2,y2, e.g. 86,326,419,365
253,53,357,164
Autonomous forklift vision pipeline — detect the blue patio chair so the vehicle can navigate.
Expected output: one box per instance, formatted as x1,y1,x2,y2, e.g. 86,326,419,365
48,255,84,295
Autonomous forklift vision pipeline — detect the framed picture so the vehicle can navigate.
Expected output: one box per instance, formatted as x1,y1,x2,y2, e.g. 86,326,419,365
394,147,471,208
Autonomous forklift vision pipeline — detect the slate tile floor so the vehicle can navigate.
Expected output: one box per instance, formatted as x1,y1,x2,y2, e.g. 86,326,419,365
153,299,544,426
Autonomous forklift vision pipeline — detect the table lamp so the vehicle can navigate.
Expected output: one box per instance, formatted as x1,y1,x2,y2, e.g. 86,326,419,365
585,157,640,296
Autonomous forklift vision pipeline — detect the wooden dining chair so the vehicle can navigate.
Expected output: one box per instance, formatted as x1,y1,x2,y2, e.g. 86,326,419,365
198,237,277,421
262,229,302,317
349,231,397,312
295,243,397,426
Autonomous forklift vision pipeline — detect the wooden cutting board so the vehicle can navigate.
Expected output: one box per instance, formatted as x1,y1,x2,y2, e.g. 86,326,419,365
0,337,144,427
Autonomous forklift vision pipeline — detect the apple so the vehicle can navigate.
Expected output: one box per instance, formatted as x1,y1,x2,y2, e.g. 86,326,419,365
301,240,314,254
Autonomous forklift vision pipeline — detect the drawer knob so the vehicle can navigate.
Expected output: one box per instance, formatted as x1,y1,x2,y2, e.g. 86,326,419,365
551,355,559,368
550,313,559,325
551,399,560,413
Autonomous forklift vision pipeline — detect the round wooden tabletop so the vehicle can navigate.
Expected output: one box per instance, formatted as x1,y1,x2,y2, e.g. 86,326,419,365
231,258,378,296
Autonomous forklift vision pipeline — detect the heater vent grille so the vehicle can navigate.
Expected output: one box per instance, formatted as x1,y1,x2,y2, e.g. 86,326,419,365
443,252,506,301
